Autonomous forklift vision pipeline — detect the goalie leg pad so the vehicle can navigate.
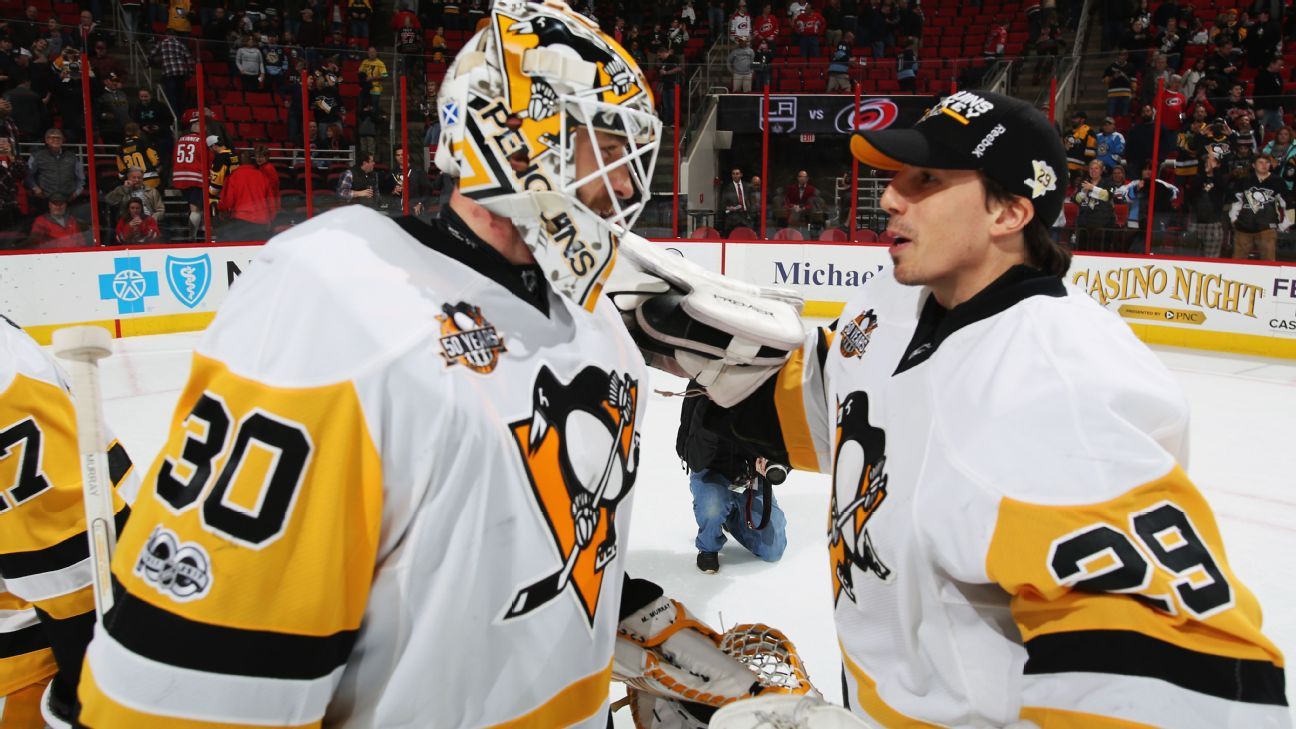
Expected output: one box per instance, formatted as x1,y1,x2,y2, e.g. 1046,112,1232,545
614,595,820,712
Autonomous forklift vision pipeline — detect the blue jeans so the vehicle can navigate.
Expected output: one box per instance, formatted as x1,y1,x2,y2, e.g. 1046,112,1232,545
690,469,787,561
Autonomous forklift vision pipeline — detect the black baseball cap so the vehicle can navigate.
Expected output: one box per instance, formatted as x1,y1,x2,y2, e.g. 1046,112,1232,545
849,91,1069,226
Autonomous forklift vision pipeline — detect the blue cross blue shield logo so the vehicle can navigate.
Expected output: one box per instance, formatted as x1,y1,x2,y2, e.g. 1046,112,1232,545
165,254,212,309
98,257,160,315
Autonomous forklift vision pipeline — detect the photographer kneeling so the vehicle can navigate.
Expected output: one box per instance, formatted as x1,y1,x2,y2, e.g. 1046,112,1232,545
677,385,788,573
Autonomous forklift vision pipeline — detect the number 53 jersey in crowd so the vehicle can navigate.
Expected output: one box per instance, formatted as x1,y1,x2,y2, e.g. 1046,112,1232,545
742,266,1287,727
79,207,648,728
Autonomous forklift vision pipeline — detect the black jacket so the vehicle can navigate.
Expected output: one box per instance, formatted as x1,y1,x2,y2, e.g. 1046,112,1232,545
1188,166,1229,224
677,387,752,483
1231,172,1287,232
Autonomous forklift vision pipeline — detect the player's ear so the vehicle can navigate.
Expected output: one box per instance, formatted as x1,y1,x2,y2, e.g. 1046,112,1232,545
988,192,1033,239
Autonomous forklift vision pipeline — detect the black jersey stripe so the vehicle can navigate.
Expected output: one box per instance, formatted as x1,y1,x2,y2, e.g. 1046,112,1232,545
0,508,130,579
1024,630,1288,706
106,576,358,681
107,440,133,487
32,605,94,690
0,621,48,660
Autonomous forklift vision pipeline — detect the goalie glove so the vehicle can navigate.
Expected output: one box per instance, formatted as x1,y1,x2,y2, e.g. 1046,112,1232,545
606,233,806,407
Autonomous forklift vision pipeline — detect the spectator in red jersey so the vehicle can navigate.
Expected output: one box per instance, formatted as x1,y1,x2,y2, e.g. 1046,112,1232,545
795,3,825,58
254,144,280,221
1157,73,1188,136
113,197,162,245
217,150,276,241
390,3,420,31
753,3,779,46
171,113,206,237
27,193,86,247
984,17,1007,58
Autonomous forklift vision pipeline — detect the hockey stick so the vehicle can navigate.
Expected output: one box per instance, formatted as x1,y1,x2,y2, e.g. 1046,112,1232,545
51,326,117,619
506,379,630,619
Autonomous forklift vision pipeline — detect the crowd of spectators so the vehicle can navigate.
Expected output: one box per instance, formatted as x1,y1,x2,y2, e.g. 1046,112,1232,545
0,0,467,246
1060,0,1296,260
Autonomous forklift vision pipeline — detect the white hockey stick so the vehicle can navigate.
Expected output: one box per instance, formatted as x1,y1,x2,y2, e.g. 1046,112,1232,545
51,326,117,619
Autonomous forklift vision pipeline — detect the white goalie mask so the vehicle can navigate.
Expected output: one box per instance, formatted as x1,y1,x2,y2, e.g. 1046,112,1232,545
435,0,662,312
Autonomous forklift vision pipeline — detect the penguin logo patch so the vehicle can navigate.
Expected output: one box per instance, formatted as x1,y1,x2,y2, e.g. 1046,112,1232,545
838,309,879,359
504,366,639,626
436,302,507,373
829,391,892,606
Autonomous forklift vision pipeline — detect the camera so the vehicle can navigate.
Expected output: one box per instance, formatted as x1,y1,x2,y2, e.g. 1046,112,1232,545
763,462,789,486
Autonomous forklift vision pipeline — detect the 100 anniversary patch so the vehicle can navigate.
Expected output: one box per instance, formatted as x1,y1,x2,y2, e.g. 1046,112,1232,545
437,302,507,373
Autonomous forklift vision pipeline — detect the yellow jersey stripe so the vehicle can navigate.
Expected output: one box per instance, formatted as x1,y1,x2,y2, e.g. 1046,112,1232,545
839,643,941,729
487,658,612,729
0,676,51,727
773,348,819,473
78,661,322,729
0,647,56,697
1019,705,1158,728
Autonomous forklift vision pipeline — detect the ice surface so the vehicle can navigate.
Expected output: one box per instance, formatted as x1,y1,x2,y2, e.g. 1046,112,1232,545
86,333,1296,725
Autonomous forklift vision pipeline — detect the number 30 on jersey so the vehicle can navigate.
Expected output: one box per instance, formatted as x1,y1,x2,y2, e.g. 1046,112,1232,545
154,392,313,549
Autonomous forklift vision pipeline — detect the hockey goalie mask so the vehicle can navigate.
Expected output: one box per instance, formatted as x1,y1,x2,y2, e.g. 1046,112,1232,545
435,0,661,312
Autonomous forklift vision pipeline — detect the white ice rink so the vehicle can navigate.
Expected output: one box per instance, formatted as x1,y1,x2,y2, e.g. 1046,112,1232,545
86,331,1296,725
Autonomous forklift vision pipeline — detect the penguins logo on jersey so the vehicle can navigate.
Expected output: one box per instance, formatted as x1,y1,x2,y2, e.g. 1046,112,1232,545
436,301,507,374
135,526,213,602
505,366,639,625
828,391,892,606
838,309,879,359
1241,186,1279,213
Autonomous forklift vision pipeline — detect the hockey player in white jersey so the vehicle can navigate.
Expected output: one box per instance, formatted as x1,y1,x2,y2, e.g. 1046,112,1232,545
77,1,821,727
613,91,1290,727
0,317,138,728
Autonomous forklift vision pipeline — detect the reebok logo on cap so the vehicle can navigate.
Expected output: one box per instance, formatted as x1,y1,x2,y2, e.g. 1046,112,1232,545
849,91,1069,225
971,124,1006,158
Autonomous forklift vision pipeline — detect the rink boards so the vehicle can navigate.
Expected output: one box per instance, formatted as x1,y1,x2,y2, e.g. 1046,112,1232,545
5,240,1296,359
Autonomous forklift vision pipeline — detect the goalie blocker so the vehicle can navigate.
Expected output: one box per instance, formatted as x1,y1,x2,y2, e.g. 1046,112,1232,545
605,233,805,407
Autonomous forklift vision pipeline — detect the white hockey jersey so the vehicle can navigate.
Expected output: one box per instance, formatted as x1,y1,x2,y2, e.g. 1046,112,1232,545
724,266,1288,727
79,206,648,728
0,318,137,708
